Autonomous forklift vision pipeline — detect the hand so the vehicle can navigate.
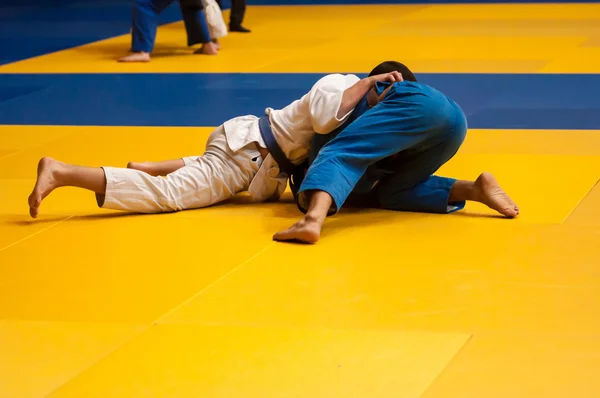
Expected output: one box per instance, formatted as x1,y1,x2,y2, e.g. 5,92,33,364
369,71,404,85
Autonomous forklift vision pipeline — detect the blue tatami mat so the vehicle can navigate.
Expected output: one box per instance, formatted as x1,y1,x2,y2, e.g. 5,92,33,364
1,73,599,130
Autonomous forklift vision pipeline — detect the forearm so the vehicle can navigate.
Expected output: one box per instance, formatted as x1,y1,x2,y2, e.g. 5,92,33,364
336,76,375,119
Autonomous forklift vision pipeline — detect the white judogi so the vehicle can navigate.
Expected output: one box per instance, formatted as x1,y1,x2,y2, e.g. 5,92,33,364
98,73,361,213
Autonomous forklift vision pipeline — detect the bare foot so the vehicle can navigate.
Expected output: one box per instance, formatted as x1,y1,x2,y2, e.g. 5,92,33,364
127,161,159,176
273,216,322,244
28,157,63,218
212,39,221,50
118,52,150,62
194,42,218,55
474,172,519,218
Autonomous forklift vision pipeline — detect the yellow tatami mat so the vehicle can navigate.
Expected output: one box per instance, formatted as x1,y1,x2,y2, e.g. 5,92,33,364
46,325,470,398
0,320,146,398
1,121,600,397
2,2,600,397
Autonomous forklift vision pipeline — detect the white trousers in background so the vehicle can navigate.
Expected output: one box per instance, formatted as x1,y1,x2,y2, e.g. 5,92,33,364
96,126,262,213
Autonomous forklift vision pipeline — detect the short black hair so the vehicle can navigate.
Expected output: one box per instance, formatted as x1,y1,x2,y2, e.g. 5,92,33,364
368,61,417,82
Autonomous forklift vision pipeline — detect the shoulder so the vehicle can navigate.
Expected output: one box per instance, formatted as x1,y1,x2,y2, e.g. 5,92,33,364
311,73,361,91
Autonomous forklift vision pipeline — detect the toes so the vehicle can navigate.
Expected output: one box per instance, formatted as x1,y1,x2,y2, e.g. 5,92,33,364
273,229,293,241
118,54,150,63
273,225,309,242
28,193,38,207
273,234,290,242
273,229,290,240
503,206,519,218
28,198,39,218
273,228,319,244
504,196,519,217
28,193,40,218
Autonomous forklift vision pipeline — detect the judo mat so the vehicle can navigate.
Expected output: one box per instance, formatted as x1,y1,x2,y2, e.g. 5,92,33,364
1,1,600,397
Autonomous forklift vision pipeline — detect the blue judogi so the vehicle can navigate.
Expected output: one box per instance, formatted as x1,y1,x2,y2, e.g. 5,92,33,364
131,0,212,53
297,81,468,215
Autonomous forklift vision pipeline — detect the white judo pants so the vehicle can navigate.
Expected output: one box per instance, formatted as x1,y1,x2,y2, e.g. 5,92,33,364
96,126,262,213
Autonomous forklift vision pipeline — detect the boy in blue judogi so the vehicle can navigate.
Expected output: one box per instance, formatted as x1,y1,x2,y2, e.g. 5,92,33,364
274,62,519,244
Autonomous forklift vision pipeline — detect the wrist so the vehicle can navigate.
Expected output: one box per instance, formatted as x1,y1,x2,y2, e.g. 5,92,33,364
364,76,377,86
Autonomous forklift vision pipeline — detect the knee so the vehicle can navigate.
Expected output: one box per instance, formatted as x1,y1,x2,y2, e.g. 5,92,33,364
156,185,182,211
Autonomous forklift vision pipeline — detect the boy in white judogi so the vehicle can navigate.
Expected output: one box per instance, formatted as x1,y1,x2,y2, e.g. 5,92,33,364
28,70,404,218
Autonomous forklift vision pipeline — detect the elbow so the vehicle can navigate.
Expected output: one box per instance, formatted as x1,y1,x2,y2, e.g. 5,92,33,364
312,117,341,135
313,125,328,135
308,109,332,133
313,122,333,135
315,120,347,135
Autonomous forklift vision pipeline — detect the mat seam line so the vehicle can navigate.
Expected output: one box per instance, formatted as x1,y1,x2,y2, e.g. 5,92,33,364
0,82,56,107
0,215,73,253
418,333,474,398
42,241,277,396
153,241,277,324
0,130,79,162
43,324,154,398
560,177,599,224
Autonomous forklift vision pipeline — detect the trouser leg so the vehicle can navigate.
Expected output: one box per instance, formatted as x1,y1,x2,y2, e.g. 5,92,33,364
98,127,261,212
131,0,175,53
179,2,212,45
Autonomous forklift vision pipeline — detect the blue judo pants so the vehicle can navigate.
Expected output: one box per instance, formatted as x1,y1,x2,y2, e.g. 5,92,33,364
131,0,212,53
297,81,468,215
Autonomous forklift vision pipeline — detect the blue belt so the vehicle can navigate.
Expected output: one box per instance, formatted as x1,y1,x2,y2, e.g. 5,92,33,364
258,115,297,176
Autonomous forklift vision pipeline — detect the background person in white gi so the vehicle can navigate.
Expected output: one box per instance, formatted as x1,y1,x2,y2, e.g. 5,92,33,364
27,70,404,218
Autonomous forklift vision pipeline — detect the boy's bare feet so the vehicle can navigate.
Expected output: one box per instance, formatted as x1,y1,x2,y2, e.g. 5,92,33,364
118,52,151,62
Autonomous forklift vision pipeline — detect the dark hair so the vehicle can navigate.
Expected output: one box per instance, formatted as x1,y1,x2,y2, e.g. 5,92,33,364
368,61,417,82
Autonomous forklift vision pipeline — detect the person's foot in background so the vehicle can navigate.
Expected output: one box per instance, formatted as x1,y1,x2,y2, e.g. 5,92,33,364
194,41,219,55
227,0,250,32
229,24,250,33
118,52,151,62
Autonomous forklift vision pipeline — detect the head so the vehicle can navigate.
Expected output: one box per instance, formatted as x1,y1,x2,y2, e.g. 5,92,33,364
366,61,417,107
